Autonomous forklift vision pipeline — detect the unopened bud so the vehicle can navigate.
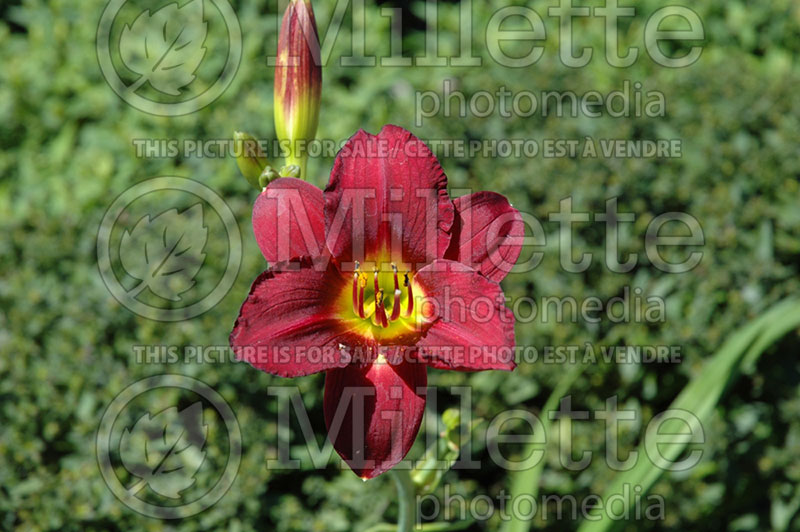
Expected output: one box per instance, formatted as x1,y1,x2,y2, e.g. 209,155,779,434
234,131,268,189
442,408,461,431
274,0,321,179
279,164,301,178
258,166,280,189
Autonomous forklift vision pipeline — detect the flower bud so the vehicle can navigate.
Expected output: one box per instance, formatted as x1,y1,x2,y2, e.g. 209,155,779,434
279,164,301,178
441,408,461,431
274,0,321,179
410,410,483,494
258,166,281,189
234,131,269,189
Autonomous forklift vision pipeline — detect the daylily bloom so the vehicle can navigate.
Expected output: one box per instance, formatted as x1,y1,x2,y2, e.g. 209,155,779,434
230,125,523,479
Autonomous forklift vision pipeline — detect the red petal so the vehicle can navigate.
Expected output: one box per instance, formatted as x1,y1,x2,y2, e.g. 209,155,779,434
413,260,516,371
253,178,326,263
444,192,523,282
324,358,427,479
324,125,453,269
229,256,356,377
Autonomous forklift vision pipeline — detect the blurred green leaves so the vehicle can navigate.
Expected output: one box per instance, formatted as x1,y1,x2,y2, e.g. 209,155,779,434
502,299,800,532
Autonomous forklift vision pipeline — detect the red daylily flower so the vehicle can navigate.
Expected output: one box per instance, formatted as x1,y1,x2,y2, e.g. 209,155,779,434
230,125,523,479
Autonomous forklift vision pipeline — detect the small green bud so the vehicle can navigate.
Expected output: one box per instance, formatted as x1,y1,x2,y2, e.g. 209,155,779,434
410,412,483,494
279,164,301,178
442,408,461,431
234,131,269,189
258,166,280,188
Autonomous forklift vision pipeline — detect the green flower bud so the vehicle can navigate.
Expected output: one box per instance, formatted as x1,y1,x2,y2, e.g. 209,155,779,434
279,164,301,178
258,166,280,189
274,0,321,179
410,411,484,494
442,408,461,431
234,131,269,189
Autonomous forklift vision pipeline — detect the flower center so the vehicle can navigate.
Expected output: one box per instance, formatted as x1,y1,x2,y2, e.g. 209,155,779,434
351,261,414,328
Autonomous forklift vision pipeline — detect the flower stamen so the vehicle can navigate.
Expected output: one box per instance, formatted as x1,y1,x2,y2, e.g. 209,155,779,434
351,263,414,326
390,263,402,322
358,274,366,318
352,262,366,318
352,261,360,315
373,269,389,328
404,272,414,317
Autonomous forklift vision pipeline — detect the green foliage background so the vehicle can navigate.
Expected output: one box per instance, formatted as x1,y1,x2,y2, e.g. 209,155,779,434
1,0,800,530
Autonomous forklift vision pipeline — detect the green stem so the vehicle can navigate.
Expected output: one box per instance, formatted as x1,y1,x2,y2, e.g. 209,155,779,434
502,360,587,532
391,469,416,532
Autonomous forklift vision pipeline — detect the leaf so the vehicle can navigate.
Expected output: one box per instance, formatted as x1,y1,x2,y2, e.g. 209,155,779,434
500,361,586,532
576,298,800,532
119,402,208,499
119,203,207,301
502,298,800,532
119,0,208,96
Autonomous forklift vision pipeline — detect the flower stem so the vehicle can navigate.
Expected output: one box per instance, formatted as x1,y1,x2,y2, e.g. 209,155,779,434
501,360,587,532
390,469,416,532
